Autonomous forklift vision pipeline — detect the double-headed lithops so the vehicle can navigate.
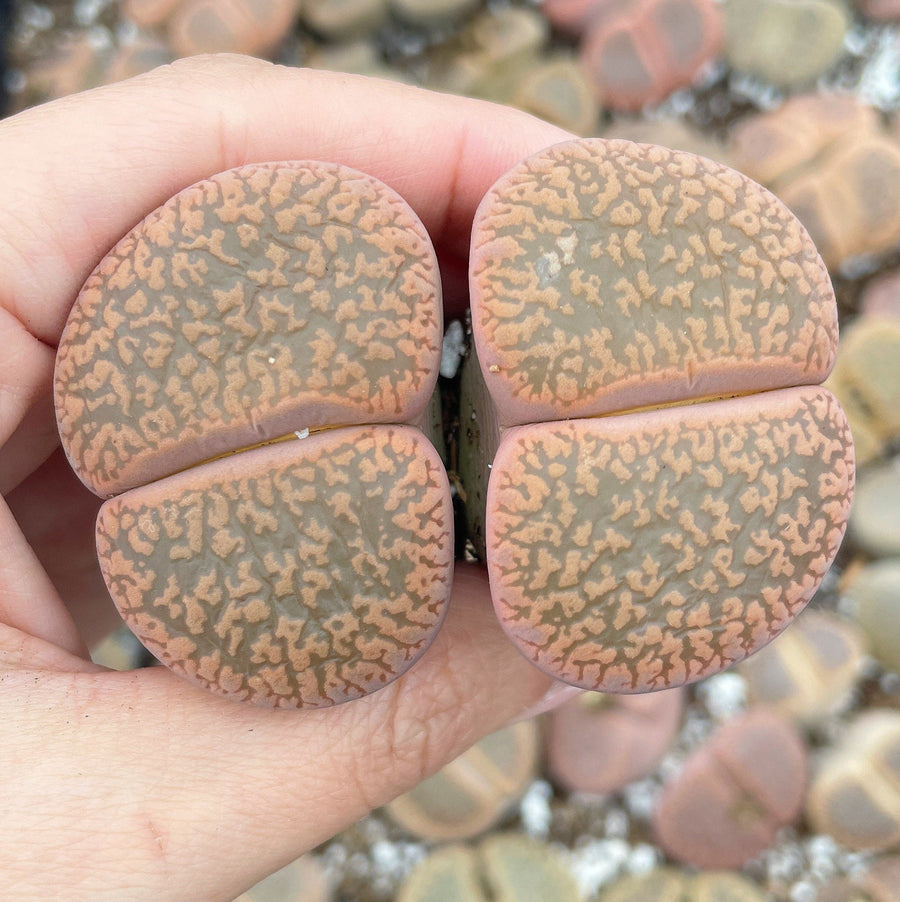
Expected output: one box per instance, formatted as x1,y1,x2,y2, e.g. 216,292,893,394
652,708,807,868
465,137,853,694
730,95,900,270
825,316,900,465
808,710,900,852
54,161,453,708
739,608,865,724
602,868,769,901
385,718,540,842
578,0,723,110
397,834,581,902
546,688,684,794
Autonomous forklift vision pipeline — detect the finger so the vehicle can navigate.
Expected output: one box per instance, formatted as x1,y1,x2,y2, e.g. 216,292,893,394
0,564,556,902
5,449,116,649
0,496,87,658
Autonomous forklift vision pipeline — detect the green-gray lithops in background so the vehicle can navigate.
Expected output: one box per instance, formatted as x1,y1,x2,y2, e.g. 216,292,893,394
398,835,582,902
235,855,332,902
390,0,480,28
849,463,900,559
825,316,900,465
385,719,540,842
602,868,769,901
807,709,900,851
300,0,389,41
426,8,599,135
510,54,600,137
739,608,865,725
722,0,849,88
848,560,900,674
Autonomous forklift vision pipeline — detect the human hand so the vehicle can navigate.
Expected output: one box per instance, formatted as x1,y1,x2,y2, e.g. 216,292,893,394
0,55,575,901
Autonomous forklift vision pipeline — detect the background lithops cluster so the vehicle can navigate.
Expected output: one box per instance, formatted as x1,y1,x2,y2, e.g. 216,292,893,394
6,0,900,899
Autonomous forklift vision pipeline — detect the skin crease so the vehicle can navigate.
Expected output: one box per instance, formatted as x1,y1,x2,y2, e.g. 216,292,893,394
0,56,578,901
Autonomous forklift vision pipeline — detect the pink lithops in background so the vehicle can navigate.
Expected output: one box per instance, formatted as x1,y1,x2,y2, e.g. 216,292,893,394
730,95,900,270
53,161,453,708
578,0,723,110
468,137,854,695
859,271,900,320
168,0,300,57
855,0,900,19
653,708,808,868
546,689,684,794
546,689,684,793
123,0,301,57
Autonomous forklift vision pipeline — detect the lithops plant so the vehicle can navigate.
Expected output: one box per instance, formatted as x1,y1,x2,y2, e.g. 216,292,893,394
652,708,808,868
860,271,900,320
389,0,480,28
385,717,540,842
235,855,332,902
807,709,900,852
300,0,389,41
825,316,900,465
854,0,900,18
819,856,900,902
398,834,582,902
730,95,900,270
578,0,723,110
848,560,900,675
53,161,453,708
602,868,769,901
739,608,865,725
849,463,900,558
467,137,854,694
722,0,849,89
167,0,301,57
546,688,684,794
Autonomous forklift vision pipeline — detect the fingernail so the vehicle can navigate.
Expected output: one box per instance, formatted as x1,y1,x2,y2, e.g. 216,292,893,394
513,681,585,724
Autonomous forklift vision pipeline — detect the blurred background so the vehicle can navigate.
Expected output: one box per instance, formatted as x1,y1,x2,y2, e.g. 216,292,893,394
3,1,900,899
